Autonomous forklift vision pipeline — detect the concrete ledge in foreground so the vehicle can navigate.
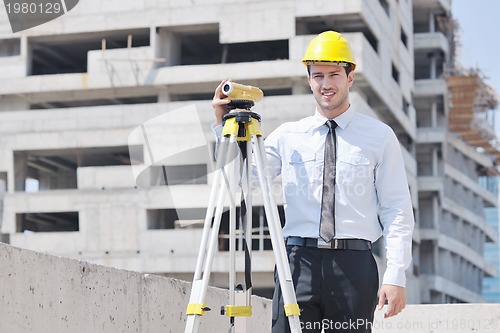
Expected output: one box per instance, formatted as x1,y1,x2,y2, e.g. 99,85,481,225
1,242,499,332
0,242,271,332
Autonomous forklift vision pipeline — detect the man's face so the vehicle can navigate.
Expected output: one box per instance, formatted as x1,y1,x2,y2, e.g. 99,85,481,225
307,64,354,118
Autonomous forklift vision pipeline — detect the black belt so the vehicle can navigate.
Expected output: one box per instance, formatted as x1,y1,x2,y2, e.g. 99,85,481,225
286,236,372,251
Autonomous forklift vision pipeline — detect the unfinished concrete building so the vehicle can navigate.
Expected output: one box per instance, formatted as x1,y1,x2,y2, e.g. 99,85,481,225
413,0,499,302
0,0,497,303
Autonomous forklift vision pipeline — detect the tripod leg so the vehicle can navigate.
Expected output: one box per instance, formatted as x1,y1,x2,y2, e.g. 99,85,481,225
193,137,230,279
225,140,254,333
244,139,253,304
185,135,239,333
251,135,302,333
232,140,253,333
228,141,238,315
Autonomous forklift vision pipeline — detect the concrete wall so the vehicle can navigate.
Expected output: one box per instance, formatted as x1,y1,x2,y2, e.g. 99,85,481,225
372,303,500,333
0,242,271,333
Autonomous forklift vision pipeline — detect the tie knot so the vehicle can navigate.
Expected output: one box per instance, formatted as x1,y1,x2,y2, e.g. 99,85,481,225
326,120,338,130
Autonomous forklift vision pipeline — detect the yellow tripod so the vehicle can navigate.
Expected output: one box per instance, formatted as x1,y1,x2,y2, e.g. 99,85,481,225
184,105,302,332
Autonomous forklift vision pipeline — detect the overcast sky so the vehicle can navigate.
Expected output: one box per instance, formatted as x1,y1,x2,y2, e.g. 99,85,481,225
452,0,500,95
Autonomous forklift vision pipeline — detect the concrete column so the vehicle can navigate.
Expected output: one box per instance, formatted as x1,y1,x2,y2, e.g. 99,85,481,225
155,28,181,67
432,147,438,176
429,52,437,79
20,35,30,76
431,101,437,127
433,240,439,280
158,88,171,102
39,172,51,190
429,11,435,33
432,194,440,230
14,152,27,192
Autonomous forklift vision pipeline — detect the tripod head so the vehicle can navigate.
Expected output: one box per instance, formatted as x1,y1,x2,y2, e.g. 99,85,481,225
222,82,263,110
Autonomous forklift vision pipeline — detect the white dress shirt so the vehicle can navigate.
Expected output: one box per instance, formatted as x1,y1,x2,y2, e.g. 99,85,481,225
214,106,414,287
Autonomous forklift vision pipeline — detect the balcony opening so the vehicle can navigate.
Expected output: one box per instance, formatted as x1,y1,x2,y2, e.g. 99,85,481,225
14,145,143,191
29,28,150,75
415,96,446,127
379,0,390,16
416,148,434,176
413,9,448,34
30,95,158,109
16,211,79,232
263,87,293,96
414,50,445,80
418,197,435,228
402,96,410,115
0,172,7,192
0,38,21,57
149,164,208,186
170,92,213,102
401,29,408,48
296,16,378,53
221,39,289,63
178,31,221,65
175,28,289,65
420,241,435,274
147,208,206,230
392,62,400,83
218,205,285,252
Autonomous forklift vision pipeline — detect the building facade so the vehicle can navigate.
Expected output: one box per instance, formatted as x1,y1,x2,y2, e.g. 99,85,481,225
413,0,499,303
0,0,497,303
483,205,500,302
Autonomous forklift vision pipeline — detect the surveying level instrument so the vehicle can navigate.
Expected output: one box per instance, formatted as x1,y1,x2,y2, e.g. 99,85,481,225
185,83,302,332
222,81,263,107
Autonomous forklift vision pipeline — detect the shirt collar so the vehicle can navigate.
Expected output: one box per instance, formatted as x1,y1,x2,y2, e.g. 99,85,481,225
312,105,354,130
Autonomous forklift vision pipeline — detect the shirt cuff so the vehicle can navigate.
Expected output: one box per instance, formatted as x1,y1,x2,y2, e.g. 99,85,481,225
212,123,223,137
382,267,406,287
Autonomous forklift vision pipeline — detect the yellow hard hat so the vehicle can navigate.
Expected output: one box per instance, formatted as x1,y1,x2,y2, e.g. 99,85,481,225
302,31,356,70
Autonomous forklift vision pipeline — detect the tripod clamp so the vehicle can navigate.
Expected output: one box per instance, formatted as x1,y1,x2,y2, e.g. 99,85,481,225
222,110,262,142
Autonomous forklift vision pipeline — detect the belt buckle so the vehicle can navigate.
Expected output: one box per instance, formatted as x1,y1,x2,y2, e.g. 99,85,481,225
317,239,331,249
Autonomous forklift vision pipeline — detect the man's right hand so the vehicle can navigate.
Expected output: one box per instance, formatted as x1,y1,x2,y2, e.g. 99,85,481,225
213,80,232,125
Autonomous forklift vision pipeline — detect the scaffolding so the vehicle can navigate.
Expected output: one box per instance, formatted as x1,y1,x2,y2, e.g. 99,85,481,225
447,70,500,169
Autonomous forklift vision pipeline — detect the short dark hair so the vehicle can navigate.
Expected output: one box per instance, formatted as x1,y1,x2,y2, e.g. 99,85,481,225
307,63,354,76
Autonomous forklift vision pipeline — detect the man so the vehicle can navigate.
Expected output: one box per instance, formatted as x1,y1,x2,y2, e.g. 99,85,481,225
212,31,414,332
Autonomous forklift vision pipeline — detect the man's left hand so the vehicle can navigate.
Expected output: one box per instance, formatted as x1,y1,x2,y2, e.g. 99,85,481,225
377,284,406,318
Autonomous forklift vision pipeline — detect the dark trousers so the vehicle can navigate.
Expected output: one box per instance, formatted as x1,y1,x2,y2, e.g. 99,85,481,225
272,246,379,333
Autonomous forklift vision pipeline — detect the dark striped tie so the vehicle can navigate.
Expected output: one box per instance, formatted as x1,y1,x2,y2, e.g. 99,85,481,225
319,120,338,242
